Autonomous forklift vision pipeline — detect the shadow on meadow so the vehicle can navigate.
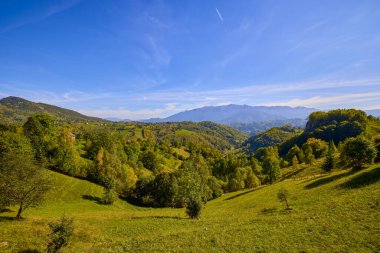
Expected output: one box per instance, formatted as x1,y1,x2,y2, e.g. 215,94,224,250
305,170,356,189
0,209,16,222
82,194,103,204
17,250,41,253
340,165,380,189
0,216,16,222
131,215,185,220
224,187,264,201
281,167,307,181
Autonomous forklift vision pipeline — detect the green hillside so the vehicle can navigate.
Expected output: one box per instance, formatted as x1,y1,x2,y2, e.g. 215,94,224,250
243,125,302,152
1,164,379,252
0,96,105,124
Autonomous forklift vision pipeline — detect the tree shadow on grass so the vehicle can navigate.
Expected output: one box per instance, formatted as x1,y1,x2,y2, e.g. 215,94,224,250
280,167,307,181
82,194,103,204
0,208,14,213
260,207,278,215
340,165,380,189
224,187,264,201
0,216,16,222
18,250,41,253
305,170,356,189
131,215,185,220
296,174,328,185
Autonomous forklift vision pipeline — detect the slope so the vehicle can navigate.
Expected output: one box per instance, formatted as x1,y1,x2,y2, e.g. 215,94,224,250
0,96,104,124
1,163,379,252
243,125,302,152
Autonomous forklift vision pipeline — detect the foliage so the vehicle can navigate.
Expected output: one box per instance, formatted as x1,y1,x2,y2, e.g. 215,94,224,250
23,114,57,162
277,188,290,208
151,173,178,207
304,146,315,164
280,109,368,156
322,141,336,172
243,125,302,152
47,215,74,253
0,96,104,124
101,177,118,205
186,197,203,219
0,153,52,220
292,155,299,170
302,138,328,159
0,130,34,157
341,137,377,170
262,156,281,184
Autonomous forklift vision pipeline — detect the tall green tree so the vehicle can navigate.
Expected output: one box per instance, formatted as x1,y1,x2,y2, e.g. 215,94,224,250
304,146,315,164
23,114,57,162
341,137,377,170
323,141,336,172
262,156,281,184
0,153,52,220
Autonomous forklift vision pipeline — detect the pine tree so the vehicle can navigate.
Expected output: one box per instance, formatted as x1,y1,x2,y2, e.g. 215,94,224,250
323,141,336,172
304,146,315,164
292,155,299,171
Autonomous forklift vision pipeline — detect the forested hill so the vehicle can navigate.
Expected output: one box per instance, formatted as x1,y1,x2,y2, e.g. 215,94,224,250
243,125,302,152
0,96,105,124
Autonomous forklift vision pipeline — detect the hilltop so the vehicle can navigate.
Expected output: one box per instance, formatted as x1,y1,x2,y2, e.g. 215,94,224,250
243,125,302,152
0,96,105,124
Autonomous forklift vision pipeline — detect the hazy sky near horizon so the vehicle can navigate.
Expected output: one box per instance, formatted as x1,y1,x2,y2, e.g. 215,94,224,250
0,0,380,119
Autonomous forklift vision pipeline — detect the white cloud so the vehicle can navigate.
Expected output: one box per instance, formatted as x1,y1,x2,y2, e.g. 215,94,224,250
78,103,178,120
264,92,380,108
215,8,224,23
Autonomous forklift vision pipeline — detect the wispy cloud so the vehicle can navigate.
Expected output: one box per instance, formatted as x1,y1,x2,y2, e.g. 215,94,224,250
0,0,83,34
215,8,224,23
2,77,379,119
264,92,380,108
147,36,171,68
78,103,178,120
0,84,112,104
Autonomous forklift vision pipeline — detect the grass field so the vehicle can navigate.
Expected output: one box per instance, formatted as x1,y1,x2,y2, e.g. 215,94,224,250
1,164,379,252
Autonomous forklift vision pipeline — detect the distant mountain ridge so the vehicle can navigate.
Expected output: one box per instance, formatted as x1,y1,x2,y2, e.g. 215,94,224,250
143,104,319,124
0,96,105,124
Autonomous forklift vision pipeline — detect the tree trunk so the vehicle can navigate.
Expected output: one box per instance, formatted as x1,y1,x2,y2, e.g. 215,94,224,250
285,197,289,208
16,203,23,220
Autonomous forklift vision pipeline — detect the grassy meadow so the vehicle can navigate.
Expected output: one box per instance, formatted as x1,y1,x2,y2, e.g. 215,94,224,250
1,163,379,252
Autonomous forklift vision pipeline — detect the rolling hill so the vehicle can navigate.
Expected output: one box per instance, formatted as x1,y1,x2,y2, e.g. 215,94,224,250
1,162,379,252
0,96,105,124
243,125,302,152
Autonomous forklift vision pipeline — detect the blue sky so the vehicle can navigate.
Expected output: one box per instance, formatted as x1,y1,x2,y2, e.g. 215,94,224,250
0,0,379,119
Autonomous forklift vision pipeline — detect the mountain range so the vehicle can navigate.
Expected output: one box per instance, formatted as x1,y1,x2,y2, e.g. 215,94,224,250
142,104,319,124
1,96,379,133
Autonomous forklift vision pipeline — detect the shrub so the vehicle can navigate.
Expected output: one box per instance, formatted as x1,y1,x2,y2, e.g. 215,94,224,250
341,137,377,170
186,198,203,219
101,177,117,205
47,215,74,253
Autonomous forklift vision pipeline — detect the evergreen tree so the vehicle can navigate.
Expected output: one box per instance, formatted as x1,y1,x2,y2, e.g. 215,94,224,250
304,146,315,164
323,141,336,172
292,155,299,171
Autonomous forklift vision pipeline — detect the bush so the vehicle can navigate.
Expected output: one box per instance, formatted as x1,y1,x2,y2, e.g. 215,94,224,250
47,215,74,253
101,177,117,205
341,137,377,170
186,198,203,219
